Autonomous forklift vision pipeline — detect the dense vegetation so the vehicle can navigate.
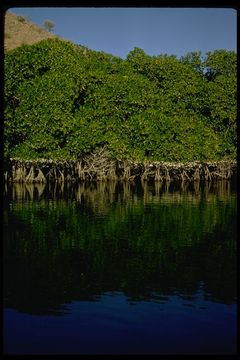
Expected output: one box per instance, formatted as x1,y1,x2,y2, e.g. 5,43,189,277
4,38,237,162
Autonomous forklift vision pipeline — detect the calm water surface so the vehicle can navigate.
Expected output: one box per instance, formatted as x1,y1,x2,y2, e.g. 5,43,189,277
3,181,237,354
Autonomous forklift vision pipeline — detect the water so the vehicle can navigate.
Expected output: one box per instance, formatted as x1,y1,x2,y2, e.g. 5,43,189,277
3,180,237,354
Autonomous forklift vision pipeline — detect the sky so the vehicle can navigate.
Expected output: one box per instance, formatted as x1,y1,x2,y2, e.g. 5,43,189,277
9,7,237,59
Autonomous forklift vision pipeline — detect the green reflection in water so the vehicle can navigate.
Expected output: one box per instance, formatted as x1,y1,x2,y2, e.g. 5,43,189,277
3,181,236,315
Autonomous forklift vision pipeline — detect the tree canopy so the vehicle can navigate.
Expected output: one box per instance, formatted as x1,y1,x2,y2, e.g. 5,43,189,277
4,38,237,162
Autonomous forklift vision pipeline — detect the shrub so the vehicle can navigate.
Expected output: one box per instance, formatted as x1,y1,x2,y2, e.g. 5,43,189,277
4,39,236,162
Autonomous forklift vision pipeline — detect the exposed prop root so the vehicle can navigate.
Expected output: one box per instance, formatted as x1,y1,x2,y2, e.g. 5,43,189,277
4,151,237,184
34,168,47,183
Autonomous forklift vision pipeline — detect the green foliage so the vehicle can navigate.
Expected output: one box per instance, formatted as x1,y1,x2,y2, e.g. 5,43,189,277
4,38,237,161
204,49,236,79
180,51,205,74
203,50,237,158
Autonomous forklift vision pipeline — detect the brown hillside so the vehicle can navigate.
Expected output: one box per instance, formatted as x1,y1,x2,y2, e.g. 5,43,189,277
4,11,57,51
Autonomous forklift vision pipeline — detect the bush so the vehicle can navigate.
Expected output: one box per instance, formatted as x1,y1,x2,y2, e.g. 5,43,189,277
4,38,236,162
17,15,30,23
43,20,55,32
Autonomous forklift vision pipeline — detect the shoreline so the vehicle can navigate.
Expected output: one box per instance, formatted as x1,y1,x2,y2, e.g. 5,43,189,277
3,157,237,183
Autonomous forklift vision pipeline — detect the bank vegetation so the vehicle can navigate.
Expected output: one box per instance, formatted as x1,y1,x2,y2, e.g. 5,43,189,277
4,36,237,182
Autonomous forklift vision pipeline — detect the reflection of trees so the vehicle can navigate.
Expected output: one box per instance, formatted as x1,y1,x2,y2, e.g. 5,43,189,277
3,181,236,315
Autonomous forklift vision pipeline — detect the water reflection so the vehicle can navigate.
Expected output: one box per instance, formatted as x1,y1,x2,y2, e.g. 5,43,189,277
3,181,236,317
4,178,234,203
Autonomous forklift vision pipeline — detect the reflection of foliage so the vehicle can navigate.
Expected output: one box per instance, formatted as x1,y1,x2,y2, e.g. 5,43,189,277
4,39,236,161
4,183,236,314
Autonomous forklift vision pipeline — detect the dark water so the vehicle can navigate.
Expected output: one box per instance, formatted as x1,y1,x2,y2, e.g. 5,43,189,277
3,180,237,354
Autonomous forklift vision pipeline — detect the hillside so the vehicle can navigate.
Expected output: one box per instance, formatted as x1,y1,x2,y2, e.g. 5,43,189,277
4,11,56,50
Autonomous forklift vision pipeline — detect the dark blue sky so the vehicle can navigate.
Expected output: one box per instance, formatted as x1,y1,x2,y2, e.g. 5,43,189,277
9,7,236,59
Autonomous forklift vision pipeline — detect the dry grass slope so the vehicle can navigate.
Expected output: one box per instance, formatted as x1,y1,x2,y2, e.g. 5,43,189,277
4,11,57,50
